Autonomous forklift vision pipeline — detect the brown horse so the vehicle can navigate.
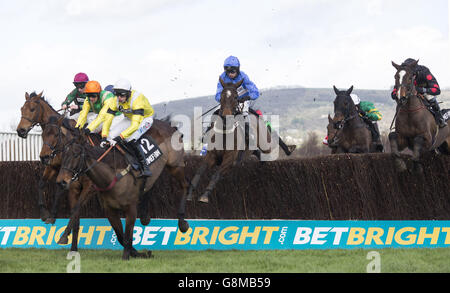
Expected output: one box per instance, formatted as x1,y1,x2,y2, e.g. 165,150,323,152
55,121,189,260
330,86,378,153
39,116,97,251
389,60,450,172
187,78,275,203
16,92,90,225
326,114,339,154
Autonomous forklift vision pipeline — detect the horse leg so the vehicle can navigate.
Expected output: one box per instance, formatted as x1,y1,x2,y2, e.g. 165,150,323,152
104,207,125,247
167,166,190,233
104,206,141,259
412,135,425,174
65,187,79,251
199,152,237,203
123,204,150,260
389,132,407,172
57,182,91,246
187,154,215,201
45,184,65,225
138,189,151,226
38,179,51,222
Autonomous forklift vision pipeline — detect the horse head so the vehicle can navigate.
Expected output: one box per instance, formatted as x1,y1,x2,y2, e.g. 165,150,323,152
17,91,45,138
53,122,85,189
39,116,65,165
56,138,86,190
392,59,419,102
333,85,356,122
327,114,340,147
219,78,243,116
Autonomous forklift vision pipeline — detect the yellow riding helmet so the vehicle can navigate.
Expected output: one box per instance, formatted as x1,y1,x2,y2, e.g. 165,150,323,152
84,81,102,94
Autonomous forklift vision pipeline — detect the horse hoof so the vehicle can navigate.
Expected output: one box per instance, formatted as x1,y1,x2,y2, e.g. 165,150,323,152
394,158,407,172
57,236,69,245
140,216,151,226
198,195,209,203
40,210,51,222
178,220,190,233
45,218,56,225
142,250,153,258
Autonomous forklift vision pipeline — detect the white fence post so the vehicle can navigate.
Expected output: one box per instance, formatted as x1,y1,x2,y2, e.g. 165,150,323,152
0,131,42,161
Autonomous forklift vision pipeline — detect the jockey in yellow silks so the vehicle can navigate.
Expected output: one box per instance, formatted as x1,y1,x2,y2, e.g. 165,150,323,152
87,78,154,177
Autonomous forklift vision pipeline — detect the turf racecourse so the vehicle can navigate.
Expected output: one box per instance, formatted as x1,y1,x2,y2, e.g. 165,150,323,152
0,248,449,273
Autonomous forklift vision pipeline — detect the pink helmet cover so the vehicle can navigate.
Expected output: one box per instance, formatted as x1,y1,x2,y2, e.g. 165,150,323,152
73,72,89,83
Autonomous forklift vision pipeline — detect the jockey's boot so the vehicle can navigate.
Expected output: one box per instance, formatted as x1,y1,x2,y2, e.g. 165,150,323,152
129,140,152,178
429,98,447,128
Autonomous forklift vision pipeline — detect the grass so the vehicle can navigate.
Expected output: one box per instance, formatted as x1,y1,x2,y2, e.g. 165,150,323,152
0,248,449,273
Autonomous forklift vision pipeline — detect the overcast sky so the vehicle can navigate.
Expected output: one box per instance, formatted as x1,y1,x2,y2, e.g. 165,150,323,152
1,0,449,130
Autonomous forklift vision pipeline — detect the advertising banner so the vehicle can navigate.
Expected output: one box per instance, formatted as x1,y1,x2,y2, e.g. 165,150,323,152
0,219,449,250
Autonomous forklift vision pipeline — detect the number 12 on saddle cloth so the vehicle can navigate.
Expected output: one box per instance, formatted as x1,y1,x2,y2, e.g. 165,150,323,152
138,136,163,166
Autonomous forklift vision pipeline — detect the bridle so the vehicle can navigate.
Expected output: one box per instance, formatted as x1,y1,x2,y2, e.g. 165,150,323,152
390,69,425,130
20,99,43,130
20,98,65,132
61,141,115,184
61,142,91,183
41,123,64,165
214,88,242,134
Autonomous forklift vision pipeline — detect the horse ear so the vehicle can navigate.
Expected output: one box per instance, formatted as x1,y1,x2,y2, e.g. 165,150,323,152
25,92,30,100
37,91,44,98
346,86,353,95
392,61,401,70
219,78,226,88
328,114,333,123
333,86,339,95
411,59,419,68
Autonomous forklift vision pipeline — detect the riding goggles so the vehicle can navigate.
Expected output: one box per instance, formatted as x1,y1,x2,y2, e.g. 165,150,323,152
73,82,87,89
86,93,100,98
114,90,131,97
224,66,238,74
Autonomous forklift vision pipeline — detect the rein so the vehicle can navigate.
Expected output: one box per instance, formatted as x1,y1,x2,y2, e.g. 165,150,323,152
333,113,358,130
389,86,426,131
65,143,130,192
42,124,64,164
213,90,242,135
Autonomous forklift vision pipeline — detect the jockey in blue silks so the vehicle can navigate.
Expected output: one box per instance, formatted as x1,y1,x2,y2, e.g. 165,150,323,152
215,56,260,106
209,56,262,159
202,56,295,159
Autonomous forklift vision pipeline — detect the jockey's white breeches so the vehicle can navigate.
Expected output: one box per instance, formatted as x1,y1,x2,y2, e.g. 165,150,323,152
108,116,154,143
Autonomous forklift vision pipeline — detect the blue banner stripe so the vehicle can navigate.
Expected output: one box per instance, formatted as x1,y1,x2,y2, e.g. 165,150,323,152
0,219,449,250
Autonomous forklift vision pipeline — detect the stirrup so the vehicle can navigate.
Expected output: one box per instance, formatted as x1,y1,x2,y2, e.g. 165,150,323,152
138,167,152,178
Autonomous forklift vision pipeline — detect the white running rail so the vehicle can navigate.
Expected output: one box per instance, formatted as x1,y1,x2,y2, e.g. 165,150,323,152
0,132,42,161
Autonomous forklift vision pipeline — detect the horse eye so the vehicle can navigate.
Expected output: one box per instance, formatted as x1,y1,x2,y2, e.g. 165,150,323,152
30,108,35,112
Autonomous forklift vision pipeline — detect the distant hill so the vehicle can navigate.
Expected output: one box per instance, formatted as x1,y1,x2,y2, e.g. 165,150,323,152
152,87,450,146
